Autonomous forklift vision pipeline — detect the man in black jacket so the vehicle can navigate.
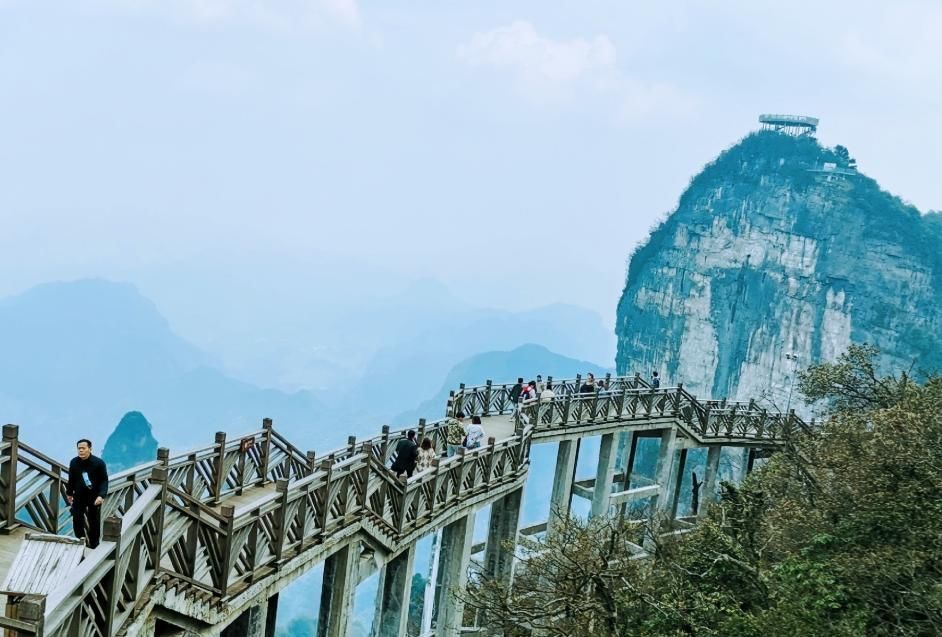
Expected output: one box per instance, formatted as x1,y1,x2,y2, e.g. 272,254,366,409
66,439,109,548
390,430,418,478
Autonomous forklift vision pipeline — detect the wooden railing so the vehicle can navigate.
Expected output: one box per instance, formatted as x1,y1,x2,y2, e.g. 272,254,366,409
0,374,808,636
450,376,812,444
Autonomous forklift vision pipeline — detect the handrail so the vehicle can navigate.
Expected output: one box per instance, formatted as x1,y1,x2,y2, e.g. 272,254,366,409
0,374,810,636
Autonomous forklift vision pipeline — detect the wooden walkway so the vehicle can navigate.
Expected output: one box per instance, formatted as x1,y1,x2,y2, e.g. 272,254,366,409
0,374,809,637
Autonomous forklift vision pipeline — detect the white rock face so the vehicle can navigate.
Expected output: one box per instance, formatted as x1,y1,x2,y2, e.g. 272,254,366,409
615,132,942,415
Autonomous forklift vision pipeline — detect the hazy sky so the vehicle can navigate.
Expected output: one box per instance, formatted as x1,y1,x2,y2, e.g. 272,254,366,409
2,0,940,330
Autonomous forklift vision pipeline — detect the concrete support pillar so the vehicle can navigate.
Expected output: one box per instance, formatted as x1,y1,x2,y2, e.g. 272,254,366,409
729,447,749,485
318,541,359,637
483,487,523,586
699,446,721,519
221,600,268,637
616,431,638,520
372,545,416,637
669,448,688,520
434,513,476,637
653,427,679,518
590,433,618,518
547,440,577,536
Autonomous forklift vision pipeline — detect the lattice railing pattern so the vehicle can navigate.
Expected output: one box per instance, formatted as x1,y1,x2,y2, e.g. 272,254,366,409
0,374,809,636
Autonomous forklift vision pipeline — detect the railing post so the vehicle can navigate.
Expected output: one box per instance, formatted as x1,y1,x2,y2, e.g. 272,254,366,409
456,447,470,503
381,425,391,462
357,443,371,510
447,390,455,418
18,594,45,636
562,391,573,425
485,437,497,483
417,419,427,443
102,516,123,636
345,436,356,458
150,465,168,578
219,505,236,595
2,424,19,532
307,451,317,471
318,459,333,535
213,431,227,504
633,371,641,389
484,380,493,416
428,459,442,518
574,374,582,396
673,383,684,415
261,418,274,483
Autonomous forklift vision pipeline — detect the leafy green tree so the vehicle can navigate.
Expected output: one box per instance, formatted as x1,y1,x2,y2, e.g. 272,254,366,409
467,346,942,636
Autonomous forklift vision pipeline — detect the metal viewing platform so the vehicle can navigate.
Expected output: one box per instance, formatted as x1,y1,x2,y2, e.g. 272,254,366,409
759,113,819,136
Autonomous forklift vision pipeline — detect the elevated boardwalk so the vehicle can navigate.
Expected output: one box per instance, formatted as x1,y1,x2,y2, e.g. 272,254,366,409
0,374,810,637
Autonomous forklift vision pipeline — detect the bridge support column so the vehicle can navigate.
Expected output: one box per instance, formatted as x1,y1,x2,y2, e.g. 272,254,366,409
483,486,522,586
547,439,577,537
590,432,618,518
669,448,688,520
318,541,359,637
615,431,638,520
373,545,415,637
434,512,475,637
729,447,749,485
221,596,273,637
654,427,680,519
698,446,721,518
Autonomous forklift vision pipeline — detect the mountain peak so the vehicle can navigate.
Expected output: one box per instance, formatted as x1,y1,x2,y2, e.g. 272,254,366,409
616,126,942,412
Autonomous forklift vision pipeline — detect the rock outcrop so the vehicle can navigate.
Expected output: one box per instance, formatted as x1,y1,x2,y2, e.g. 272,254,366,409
616,129,942,412
102,411,159,472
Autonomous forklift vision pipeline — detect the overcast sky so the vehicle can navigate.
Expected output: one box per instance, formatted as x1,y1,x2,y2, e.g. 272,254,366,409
1,0,940,330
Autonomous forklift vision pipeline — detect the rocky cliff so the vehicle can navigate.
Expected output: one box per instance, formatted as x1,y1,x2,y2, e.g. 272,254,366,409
615,129,942,412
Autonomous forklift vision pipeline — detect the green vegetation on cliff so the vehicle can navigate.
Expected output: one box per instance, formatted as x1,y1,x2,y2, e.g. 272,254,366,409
469,346,942,636
616,129,942,400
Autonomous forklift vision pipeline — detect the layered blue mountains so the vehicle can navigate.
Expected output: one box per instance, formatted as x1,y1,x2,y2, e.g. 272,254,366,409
0,279,613,459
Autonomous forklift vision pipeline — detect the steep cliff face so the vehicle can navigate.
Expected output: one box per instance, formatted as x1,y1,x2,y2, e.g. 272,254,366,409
616,130,942,411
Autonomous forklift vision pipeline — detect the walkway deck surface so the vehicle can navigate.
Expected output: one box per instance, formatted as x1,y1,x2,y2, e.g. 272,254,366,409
0,415,520,590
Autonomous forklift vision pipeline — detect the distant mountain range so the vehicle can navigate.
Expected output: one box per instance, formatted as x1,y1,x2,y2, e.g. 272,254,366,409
0,279,614,460
394,344,612,425
0,279,325,457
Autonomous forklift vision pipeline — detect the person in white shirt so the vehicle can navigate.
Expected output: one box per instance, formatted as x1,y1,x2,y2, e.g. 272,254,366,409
464,416,486,449
540,381,555,399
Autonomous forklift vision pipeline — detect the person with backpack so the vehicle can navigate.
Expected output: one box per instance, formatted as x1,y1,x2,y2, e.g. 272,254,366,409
509,378,524,405
390,430,419,478
651,371,661,389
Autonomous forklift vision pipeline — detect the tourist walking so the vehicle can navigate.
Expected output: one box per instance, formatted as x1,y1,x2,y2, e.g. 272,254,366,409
391,430,419,478
66,438,109,549
651,371,661,389
536,375,545,394
444,416,466,457
416,439,437,473
509,378,524,405
464,416,486,450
